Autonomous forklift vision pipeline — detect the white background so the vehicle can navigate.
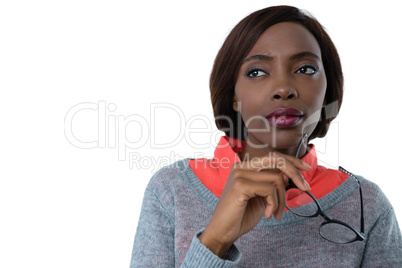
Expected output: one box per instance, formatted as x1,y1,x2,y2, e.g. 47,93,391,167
1,0,401,267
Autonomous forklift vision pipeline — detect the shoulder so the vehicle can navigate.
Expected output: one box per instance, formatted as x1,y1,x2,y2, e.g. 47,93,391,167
146,158,191,192
348,173,394,230
329,166,392,214
329,170,395,233
357,175,392,212
143,159,196,206
144,158,218,211
357,175,391,206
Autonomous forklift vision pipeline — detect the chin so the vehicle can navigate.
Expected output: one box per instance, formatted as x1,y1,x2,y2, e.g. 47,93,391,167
252,130,306,150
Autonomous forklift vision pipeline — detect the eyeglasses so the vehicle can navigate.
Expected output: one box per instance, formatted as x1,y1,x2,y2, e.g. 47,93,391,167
285,134,365,244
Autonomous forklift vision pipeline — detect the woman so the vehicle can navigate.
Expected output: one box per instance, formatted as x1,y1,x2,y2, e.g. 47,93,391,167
130,6,402,267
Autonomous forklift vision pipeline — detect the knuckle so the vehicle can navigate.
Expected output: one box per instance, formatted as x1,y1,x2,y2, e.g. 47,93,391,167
272,153,286,166
273,173,284,185
230,168,244,179
232,177,248,190
272,152,283,159
259,157,270,169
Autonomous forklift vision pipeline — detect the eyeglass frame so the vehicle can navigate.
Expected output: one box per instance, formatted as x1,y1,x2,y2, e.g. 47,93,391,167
285,134,365,244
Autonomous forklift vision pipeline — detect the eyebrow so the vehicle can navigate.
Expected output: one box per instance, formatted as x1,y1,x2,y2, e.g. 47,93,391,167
290,51,321,61
242,54,273,64
242,51,321,64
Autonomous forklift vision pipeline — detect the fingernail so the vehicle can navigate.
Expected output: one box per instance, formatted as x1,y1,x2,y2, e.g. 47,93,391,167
303,180,311,190
302,161,311,169
265,208,274,220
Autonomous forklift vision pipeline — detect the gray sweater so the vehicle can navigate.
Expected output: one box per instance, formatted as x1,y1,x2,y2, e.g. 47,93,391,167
130,159,402,267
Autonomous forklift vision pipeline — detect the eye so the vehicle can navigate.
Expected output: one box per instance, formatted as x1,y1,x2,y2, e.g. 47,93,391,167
296,65,317,75
246,68,267,78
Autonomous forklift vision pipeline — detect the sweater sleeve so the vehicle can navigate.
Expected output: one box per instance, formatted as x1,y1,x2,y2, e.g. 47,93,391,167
181,230,241,268
130,188,241,268
360,207,402,267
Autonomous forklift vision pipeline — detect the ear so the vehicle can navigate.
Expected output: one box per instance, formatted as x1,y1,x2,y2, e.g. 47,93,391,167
233,95,239,112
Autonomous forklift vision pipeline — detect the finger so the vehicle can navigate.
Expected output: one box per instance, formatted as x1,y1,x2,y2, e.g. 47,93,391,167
233,153,310,172
281,154,311,171
250,171,286,220
264,191,277,220
248,182,278,220
236,171,285,220
231,154,310,191
268,153,310,191
257,153,310,172
282,173,290,187
248,153,309,191
230,169,284,186
265,194,278,220
274,178,286,220
229,170,286,219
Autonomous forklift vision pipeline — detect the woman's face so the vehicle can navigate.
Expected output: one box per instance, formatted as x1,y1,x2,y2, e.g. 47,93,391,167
234,21,327,151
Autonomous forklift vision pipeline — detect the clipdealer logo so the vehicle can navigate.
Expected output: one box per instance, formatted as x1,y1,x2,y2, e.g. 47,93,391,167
64,100,340,171
63,101,232,171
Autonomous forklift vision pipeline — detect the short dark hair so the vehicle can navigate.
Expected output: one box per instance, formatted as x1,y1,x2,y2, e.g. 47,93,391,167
210,5,343,141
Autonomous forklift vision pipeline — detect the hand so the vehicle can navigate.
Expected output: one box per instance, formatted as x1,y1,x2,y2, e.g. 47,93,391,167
199,152,311,257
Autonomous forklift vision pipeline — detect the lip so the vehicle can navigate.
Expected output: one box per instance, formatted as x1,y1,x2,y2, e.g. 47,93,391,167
266,107,304,128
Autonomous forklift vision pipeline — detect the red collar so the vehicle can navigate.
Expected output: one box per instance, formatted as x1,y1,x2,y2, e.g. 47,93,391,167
216,135,318,183
188,136,347,199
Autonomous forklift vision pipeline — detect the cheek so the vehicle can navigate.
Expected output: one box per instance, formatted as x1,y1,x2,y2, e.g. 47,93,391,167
235,83,262,127
308,76,327,106
235,78,266,104
235,89,261,117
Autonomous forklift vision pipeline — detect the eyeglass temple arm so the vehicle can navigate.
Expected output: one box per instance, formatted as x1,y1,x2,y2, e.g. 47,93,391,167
293,134,365,236
357,178,365,234
339,166,365,234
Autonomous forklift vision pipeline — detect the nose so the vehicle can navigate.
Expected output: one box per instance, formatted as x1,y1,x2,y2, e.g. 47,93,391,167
271,77,298,100
272,87,298,100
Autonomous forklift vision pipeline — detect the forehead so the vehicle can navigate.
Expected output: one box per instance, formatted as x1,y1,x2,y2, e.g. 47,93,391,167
246,21,322,58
